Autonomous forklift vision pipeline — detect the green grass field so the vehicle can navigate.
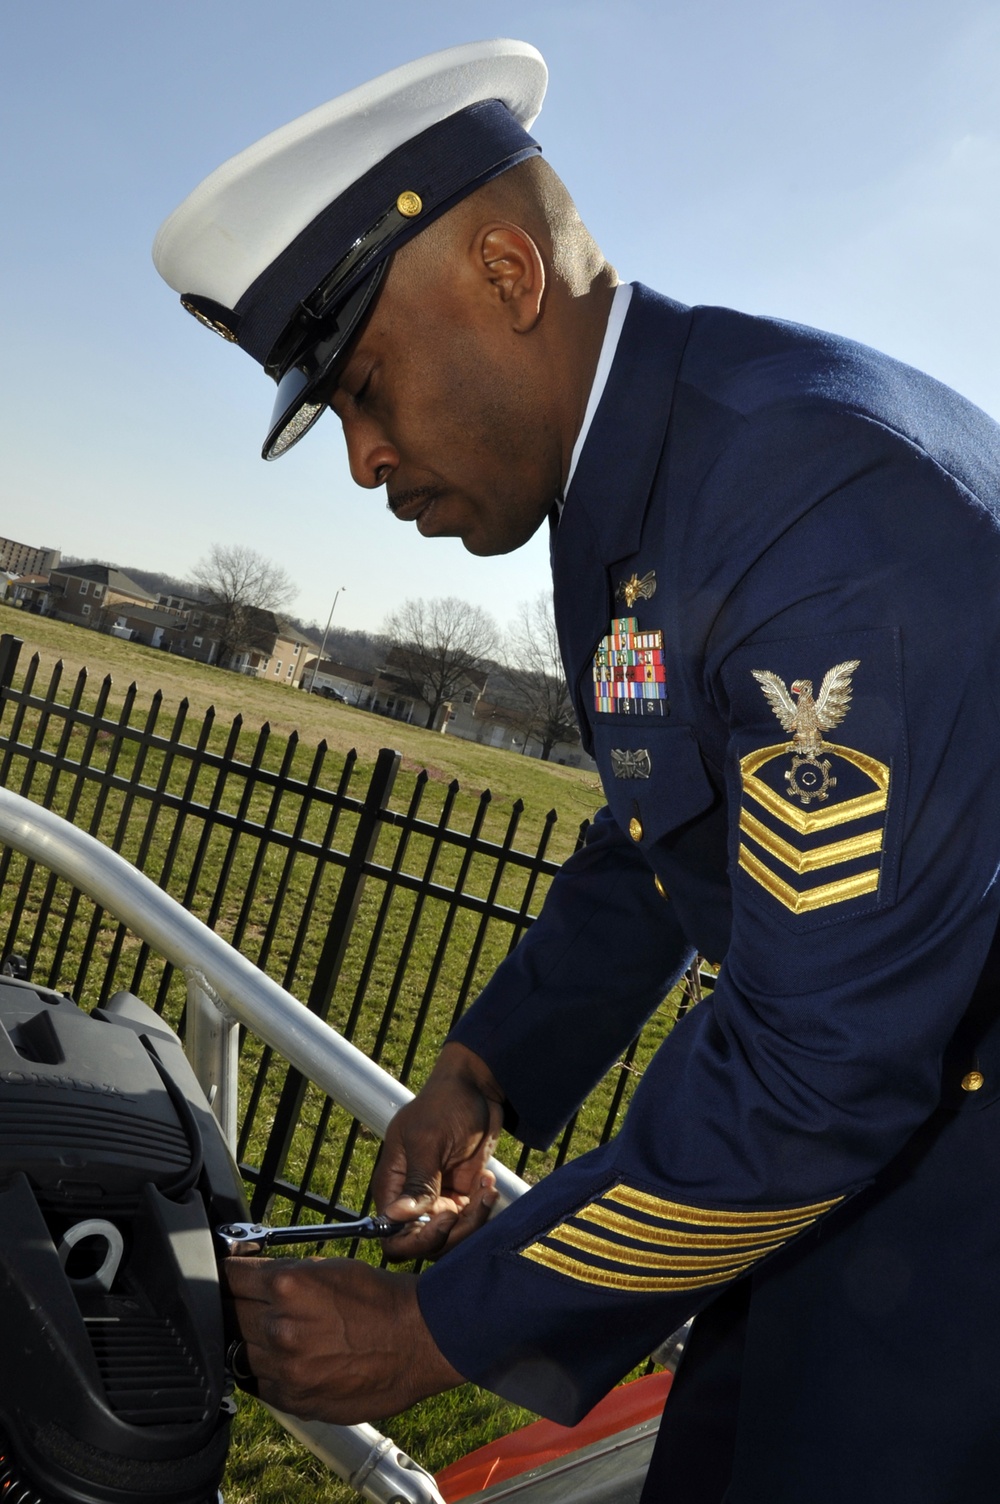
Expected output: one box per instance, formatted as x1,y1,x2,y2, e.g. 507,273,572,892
0,607,685,1502
0,604,603,862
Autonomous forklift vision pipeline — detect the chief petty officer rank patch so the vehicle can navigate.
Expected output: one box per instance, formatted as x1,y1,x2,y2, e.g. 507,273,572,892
737,655,893,916
593,615,668,715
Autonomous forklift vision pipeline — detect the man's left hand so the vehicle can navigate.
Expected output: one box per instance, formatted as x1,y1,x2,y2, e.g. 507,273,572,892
224,1255,464,1422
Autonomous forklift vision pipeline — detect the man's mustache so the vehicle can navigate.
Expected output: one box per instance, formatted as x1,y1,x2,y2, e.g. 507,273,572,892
386,486,441,516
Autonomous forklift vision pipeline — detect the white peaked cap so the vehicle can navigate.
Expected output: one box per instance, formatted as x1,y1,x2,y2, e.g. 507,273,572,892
152,40,549,459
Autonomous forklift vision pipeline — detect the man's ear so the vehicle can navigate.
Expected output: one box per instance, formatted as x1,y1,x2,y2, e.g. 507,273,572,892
474,224,546,332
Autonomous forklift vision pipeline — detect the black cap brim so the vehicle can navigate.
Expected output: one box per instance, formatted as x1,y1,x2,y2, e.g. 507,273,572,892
262,261,388,461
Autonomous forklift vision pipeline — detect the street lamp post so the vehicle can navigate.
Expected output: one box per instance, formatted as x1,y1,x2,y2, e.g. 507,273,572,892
309,587,346,692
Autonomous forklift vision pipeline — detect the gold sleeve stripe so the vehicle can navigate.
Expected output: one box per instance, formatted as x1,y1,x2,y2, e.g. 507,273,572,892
547,1223,785,1270
579,1204,816,1248
605,1184,844,1225
521,1242,756,1292
516,1185,845,1292
740,807,883,875
740,743,889,835
738,845,880,914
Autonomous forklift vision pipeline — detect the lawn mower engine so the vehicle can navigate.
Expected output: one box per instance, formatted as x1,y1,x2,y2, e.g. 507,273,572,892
0,973,248,1504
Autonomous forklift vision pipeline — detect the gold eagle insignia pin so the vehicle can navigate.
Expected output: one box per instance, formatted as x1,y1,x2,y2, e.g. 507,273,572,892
617,571,656,609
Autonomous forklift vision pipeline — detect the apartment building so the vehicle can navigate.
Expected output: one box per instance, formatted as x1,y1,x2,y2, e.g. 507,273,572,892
0,535,61,579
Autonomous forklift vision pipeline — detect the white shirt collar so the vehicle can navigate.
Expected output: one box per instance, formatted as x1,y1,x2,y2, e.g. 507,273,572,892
561,281,633,504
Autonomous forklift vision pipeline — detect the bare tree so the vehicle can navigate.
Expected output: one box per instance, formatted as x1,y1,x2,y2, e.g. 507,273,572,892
190,544,297,668
383,596,498,729
501,593,580,760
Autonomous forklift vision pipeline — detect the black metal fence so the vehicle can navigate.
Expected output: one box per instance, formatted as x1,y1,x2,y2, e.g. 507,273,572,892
0,632,705,1236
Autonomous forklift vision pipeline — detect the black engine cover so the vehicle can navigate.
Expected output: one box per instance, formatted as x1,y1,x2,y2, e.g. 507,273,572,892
0,977,248,1504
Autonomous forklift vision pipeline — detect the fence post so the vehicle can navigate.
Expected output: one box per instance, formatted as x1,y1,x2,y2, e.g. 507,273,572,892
0,636,23,731
251,747,402,1218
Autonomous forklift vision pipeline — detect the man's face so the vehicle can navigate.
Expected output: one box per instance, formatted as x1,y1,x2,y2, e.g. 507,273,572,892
326,251,560,556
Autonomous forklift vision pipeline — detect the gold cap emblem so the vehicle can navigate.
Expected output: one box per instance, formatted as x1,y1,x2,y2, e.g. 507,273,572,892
396,191,423,218
181,297,239,343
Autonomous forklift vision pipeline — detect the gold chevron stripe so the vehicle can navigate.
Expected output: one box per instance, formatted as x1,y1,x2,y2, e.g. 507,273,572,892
605,1184,844,1225
739,807,883,874
548,1222,785,1270
741,743,889,834
580,1205,817,1248
739,845,880,913
521,1242,755,1291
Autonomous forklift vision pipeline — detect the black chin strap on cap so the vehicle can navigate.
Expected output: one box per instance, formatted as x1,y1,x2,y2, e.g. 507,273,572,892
262,264,388,460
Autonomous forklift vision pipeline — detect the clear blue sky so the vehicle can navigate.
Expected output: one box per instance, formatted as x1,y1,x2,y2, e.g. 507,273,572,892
3,0,999,634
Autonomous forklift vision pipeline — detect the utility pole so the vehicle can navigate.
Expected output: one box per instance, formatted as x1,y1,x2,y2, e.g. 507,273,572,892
308,587,346,691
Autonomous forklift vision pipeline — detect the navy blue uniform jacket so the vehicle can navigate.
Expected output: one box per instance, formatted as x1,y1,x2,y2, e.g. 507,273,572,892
418,286,1000,1500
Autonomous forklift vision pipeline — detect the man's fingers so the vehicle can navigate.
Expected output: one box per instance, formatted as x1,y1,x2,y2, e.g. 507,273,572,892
381,1175,499,1261
380,1205,459,1260
221,1254,274,1302
371,1049,506,1261
429,1178,500,1257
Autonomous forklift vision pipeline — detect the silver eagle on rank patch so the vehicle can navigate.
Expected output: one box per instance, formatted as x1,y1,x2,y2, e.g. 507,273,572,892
750,660,860,806
751,660,860,759
610,747,652,779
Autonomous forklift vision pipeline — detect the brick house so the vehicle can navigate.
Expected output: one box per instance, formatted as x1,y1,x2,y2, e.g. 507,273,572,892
49,565,156,630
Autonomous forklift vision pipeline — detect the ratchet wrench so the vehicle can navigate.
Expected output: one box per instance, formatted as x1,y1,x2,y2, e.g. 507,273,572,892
216,1213,429,1256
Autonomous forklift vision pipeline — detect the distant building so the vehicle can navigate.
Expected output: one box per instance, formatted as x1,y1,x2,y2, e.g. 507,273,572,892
300,657,425,719
301,657,376,703
156,591,221,664
49,564,156,629
378,646,488,731
107,603,184,649
0,535,60,578
224,611,313,687
157,590,208,614
298,647,593,763
470,694,591,766
5,572,58,615
166,603,313,687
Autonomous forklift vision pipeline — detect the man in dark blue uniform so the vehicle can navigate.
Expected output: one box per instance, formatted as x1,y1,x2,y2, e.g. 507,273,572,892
156,40,1000,1502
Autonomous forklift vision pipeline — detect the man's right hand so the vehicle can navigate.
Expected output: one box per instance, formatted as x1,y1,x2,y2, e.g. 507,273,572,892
373,1042,506,1261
